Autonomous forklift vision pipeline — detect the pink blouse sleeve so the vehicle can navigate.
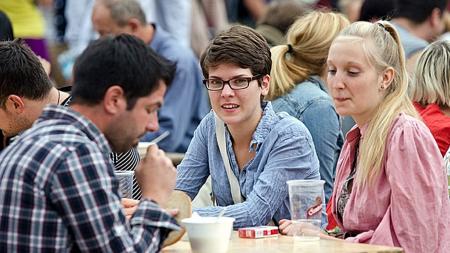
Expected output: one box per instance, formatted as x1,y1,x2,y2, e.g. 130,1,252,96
347,119,448,252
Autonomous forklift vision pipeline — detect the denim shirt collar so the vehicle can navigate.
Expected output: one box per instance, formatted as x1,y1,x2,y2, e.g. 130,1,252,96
149,24,170,50
308,75,328,93
249,101,277,151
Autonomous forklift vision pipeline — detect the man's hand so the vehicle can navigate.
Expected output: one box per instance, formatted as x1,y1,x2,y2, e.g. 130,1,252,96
121,197,179,220
166,209,179,217
135,144,176,205
121,198,138,220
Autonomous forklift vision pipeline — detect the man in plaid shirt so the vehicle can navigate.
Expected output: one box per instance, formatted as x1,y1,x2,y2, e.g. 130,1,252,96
0,35,179,252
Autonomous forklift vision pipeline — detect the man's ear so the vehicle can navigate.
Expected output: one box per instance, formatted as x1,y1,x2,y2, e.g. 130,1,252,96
103,85,126,115
430,8,443,30
127,18,140,34
5,95,25,114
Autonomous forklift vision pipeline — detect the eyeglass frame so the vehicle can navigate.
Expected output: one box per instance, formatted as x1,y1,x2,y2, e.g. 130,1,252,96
202,74,263,91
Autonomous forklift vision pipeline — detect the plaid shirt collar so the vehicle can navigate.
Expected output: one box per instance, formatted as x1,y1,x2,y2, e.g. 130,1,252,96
37,105,112,154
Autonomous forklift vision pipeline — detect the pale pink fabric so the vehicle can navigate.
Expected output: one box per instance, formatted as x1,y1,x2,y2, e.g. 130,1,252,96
331,113,450,253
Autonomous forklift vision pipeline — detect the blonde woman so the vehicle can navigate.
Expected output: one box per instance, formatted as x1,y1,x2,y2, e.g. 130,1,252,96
280,21,450,252
412,40,450,156
269,11,349,203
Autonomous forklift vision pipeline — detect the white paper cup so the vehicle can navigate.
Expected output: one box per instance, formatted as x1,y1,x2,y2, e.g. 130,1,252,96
137,142,151,159
182,217,235,253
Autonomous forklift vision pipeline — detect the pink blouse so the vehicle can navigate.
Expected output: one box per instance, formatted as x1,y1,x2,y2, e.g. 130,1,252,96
331,113,450,252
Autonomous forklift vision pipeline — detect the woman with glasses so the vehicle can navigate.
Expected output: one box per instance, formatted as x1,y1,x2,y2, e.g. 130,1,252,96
175,25,320,228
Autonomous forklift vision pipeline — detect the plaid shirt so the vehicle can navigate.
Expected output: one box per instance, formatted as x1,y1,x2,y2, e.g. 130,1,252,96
0,105,179,252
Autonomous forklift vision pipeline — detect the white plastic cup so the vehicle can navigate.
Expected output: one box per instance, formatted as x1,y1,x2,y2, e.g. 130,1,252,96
182,217,235,253
287,179,325,241
115,171,134,199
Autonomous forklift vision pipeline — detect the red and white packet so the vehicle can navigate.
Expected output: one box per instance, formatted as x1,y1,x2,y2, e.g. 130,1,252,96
238,226,279,239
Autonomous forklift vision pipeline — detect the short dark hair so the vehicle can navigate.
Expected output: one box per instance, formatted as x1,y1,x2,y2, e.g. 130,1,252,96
359,0,395,22
0,39,52,107
200,25,271,78
393,0,448,24
71,34,175,109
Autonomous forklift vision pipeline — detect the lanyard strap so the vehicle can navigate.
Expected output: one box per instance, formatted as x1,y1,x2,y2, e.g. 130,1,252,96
214,113,243,204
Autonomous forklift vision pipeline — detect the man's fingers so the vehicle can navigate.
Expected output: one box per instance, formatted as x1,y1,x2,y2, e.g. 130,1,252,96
166,208,179,217
124,206,138,217
146,143,158,153
121,198,139,208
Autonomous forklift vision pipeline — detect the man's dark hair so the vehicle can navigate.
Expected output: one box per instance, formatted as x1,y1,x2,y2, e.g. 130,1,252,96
71,34,175,109
393,0,448,24
0,39,52,107
200,25,271,79
359,0,395,22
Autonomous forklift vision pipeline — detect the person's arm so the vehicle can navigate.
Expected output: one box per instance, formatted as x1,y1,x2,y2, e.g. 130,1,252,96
49,144,179,252
194,121,320,228
346,119,448,252
175,114,211,198
158,0,192,48
300,99,342,204
142,60,208,152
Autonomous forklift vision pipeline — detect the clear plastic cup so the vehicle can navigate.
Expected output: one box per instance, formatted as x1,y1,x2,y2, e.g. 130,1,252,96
287,179,325,241
115,171,134,199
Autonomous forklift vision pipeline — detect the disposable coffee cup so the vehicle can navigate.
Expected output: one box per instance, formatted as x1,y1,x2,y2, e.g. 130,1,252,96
115,171,134,199
287,179,325,241
182,216,234,253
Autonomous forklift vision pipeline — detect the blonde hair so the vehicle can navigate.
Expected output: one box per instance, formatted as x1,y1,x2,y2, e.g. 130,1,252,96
412,40,450,107
336,21,419,186
268,11,349,100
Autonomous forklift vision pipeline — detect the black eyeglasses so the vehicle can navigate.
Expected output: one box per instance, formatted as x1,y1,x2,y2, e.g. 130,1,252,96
203,75,262,91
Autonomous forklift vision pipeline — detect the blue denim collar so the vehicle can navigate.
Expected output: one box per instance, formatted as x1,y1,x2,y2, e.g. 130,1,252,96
249,101,277,151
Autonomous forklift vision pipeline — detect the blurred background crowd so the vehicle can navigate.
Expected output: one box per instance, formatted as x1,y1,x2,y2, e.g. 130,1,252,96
5,0,450,88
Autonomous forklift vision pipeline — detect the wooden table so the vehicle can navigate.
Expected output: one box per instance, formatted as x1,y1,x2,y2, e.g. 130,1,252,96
163,232,403,253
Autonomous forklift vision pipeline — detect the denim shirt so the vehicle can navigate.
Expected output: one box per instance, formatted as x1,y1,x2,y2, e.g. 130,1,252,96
176,102,320,228
272,77,343,204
